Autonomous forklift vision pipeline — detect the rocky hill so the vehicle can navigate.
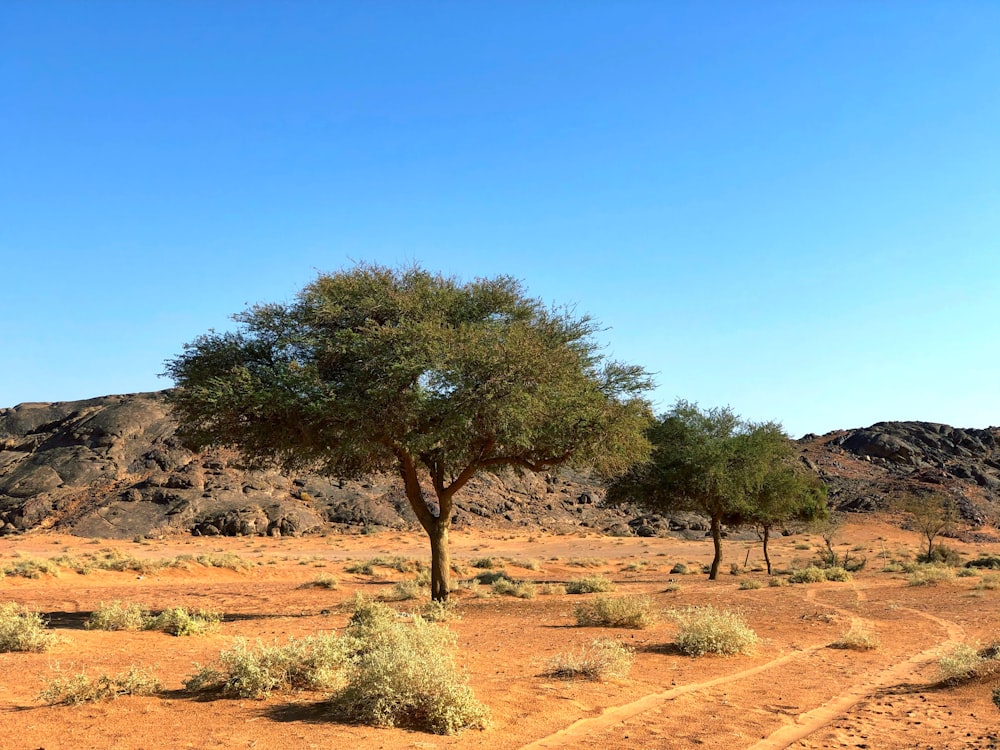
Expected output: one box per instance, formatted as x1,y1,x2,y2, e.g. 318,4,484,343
1,391,998,539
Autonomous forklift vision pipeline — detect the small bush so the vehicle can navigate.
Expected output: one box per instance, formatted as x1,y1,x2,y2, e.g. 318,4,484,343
788,566,827,584
729,563,744,576
547,638,634,680
195,553,254,570
662,582,681,593
907,564,954,587
823,566,852,582
39,665,160,705
830,622,880,651
669,563,688,575
470,557,497,569
938,644,986,683
490,579,536,599
0,603,57,652
923,545,963,567
574,595,656,629
566,558,603,568
768,577,789,587
472,570,513,585
739,580,762,590
384,579,428,602
538,583,567,596
331,601,490,735
512,558,542,572
977,574,1000,590
345,561,376,576
565,575,615,594
4,557,59,578
148,607,222,636
421,601,461,622
298,574,339,590
956,567,978,578
86,601,150,631
185,634,346,699
967,555,1000,570
668,606,758,656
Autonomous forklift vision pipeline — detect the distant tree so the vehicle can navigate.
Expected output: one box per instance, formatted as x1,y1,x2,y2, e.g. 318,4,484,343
749,467,828,575
164,264,654,600
608,401,817,580
894,491,959,562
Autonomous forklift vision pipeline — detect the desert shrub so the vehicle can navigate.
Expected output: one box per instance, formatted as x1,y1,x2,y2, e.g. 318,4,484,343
956,567,978,578
739,580,762,590
0,603,57,652
938,644,986,683
185,634,346,698
768,577,788,587
547,638,634,680
967,555,1000,570
512,558,541,571
794,543,811,550
977,574,1000,590
471,570,513,585
470,557,497,569
148,607,222,636
4,557,59,579
490,578,536,599
574,595,656,629
86,601,150,631
39,665,160,705
538,583,567,596
298,574,339,590
907,564,954,587
89,550,155,573
194,553,254,570
566,558,603,568
669,563,688,575
823,566,852,582
565,575,615,594
331,602,489,735
729,563,744,576
345,561,376,576
922,544,963,567
830,622,880,651
788,566,827,584
384,579,428,602
662,582,681,593
668,606,758,656
421,601,461,622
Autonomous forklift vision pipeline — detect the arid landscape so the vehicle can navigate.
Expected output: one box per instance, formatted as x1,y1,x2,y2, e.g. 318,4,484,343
2,519,999,750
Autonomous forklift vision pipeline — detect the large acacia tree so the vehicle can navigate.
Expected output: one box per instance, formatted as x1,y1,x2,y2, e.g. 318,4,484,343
165,264,653,600
608,400,822,579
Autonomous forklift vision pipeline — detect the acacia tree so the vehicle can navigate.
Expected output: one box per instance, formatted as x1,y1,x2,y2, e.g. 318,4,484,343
895,491,959,562
748,467,828,575
608,400,818,580
164,264,653,600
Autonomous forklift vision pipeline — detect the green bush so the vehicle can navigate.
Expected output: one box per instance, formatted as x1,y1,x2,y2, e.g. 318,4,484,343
39,664,160,705
922,545,963,567
907,564,954,587
421,601,461,622
938,644,986,683
830,622,880,651
86,601,150,631
669,563,688,575
332,600,490,735
185,634,346,698
573,595,656,629
547,638,634,680
668,606,758,656
788,566,827,584
490,578,536,599
4,557,59,578
823,566,852,582
565,575,615,594
739,580,762,590
0,603,58,652
147,607,222,636
538,583,567,596
384,579,428,602
470,557,497,569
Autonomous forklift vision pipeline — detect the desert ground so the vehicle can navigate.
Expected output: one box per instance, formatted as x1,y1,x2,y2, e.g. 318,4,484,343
1,520,998,750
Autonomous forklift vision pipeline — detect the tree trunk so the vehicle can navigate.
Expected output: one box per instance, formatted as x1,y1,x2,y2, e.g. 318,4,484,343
428,521,451,602
762,525,772,576
709,514,723,580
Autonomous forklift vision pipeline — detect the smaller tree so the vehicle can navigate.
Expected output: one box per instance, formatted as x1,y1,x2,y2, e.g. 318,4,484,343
895,491,959,562
749,468,827,575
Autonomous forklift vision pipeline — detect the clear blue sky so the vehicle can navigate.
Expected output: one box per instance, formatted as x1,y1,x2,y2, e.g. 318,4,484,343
3,2,998,437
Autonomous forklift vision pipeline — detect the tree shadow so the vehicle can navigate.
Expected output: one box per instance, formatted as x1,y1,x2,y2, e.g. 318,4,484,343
637,642,685,656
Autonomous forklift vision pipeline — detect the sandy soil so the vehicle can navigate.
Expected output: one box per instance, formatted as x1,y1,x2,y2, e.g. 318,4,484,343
1,520,998,750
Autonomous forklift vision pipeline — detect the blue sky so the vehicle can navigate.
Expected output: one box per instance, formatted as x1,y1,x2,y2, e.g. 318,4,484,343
2,1,998,437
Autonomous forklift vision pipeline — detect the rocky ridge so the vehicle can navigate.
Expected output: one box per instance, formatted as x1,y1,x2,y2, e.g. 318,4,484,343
1,391,998,539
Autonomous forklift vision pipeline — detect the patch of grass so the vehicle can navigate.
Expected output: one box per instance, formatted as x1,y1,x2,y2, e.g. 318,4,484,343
512,558,541,571
788,566,827,584
298,574,339,590
420,601,461,622
490,578,536,599
566,558,603,568
662,582,681,593
739,580,762,590
573,595,656,629
976,574,1000,590
185,634,346,698
384,579,428,602
547,638,634,681
39,665,160,705
830,622,880,651
823,566,852,582
794,543,811,550
565,575,615,594
147,607,222,636
0,603,58,652
768,577,789,587
907,564,954,587
193,552,254,570
537,583,567,596
330,599,490,735
669,563,688,575
668,606,758,656
4,556,59,578
938,644,989,683
86,601,150,631
470,557,498,569
344,561,376,576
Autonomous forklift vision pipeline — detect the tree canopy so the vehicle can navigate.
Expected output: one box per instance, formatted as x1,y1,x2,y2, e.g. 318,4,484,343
165,264,654,599
608,400,825,579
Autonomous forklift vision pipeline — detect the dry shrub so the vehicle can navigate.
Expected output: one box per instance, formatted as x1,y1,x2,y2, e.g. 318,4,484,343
565,575,615,594
573,595,656,629
907,564,954,587
298,574,339,590
668,606,758,656
185,634,346,698
86,601,150,631
739,580,762,590
830,622,880,651
384,579,428,602
490,579,536,599
538,583,567,596
421,601,461,622
547,638,634,680
4,557,59,579
39,664,160,705
0,602,57,652
937,642,1000,684
147,607,222,636
331,599,490,735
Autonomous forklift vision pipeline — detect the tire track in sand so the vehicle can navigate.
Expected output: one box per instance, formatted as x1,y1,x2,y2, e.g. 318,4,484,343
746,606,965,750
